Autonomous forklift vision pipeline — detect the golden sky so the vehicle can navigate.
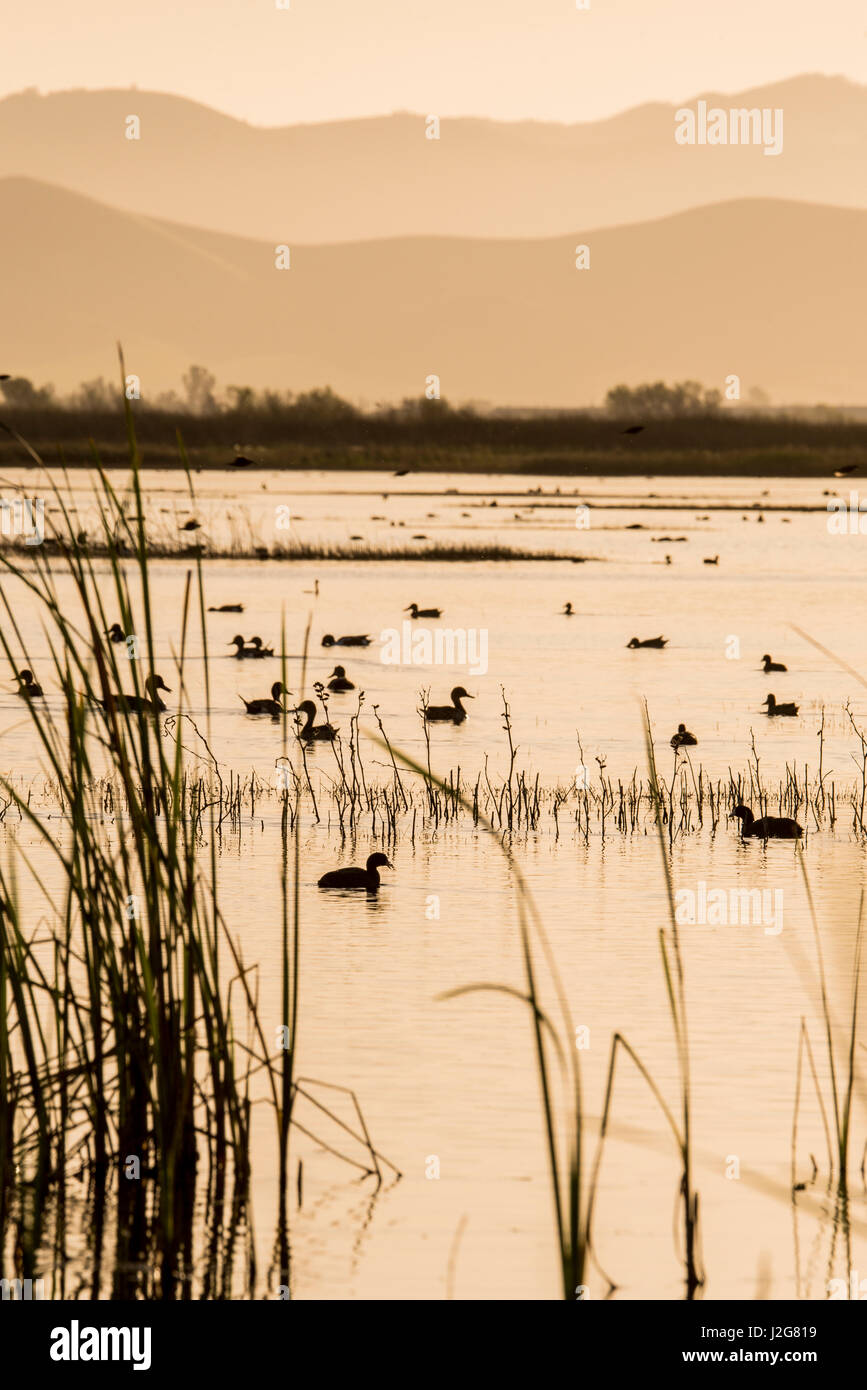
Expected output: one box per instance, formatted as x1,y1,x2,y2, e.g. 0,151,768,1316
5,0,866,125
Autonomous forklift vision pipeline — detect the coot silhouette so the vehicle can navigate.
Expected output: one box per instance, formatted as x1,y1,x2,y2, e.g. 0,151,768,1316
732,805,802,839
318,852,393,891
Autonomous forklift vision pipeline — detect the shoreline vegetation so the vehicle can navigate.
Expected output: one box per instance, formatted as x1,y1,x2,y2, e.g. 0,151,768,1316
1,376,865,476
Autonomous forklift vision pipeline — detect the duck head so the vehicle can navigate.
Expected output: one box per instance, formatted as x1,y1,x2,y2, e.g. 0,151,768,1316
331,666,346,678
146,674,172,694
321,634,336,646
627,637,640,648
16,669,35,685
451,686,474,703
229,635,246,649
366,853,393,872
270,682,292,702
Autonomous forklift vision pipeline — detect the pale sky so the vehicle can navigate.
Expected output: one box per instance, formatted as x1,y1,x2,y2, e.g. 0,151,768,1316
4,0,866,125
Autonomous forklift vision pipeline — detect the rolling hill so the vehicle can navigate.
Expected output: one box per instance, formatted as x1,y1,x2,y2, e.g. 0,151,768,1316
0,75,864,244
1,176,862,406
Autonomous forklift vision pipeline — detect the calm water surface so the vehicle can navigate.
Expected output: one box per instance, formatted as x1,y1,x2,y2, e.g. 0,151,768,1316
2,468,866,1299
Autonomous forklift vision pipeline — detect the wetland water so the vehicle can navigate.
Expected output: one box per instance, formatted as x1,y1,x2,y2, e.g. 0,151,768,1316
2,467,866,1299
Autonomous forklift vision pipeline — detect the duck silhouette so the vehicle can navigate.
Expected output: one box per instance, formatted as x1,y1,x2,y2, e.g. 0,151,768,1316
322,633,372,647
562,603,574,616
105,623,128,643
670,723,698,749
627,636,668,649
240,682,291,717
763,694,799,717
761,654,787,673
295,699,338,742
327,665,355,692
208,603,244,613
732,805,802,839
405,603,442,619
96,673,171,714
425,687,473,724
15,669,44,698
318,852,393,891
229,635,271,659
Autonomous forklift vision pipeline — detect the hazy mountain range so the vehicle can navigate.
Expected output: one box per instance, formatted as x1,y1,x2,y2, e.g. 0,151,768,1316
2,76,864,404
2,177,861,405
1,75,864,244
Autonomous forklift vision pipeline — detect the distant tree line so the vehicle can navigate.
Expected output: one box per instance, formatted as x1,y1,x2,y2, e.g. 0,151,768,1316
0,368,853,424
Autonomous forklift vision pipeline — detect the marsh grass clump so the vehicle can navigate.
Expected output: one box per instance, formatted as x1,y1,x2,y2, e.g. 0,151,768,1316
0,397,396,1299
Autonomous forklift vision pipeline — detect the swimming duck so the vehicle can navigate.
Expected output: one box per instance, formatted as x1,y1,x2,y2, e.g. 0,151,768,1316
229,635,270,659
294,699,339,742
670,723,698,749
425,687,474,724
562,603,574,616
732,805,802,839
327,665,355,692
703,556,719,565
97,673,171,715
105,623,127,643
761,654,787,673
208,603,244,613
321,634,372,647
405,603,443,619
240,681,292,717
318,852,393,891
15,669,44,698
763,694,799,717
627,636,668,649
248,636,275,656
